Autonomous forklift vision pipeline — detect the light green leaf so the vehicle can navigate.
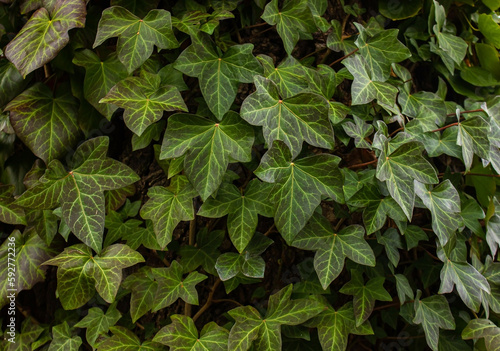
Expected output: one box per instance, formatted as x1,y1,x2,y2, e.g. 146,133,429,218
5,0,86,76
96,326,161,351
395,274,414,305
456,116,490,171
48,322,82,351
261,0,316,54
94,6,178,73
414,180,461,246
241,75,333,158
255,141,344,243
462,318,500,350
160,112,254,200
340,270,392,326
198,179,274,252
131,120,165,151
293,212,375,289
257,55,308,99
174,34,262,119
74,305,122,347
398,91,446,131
342,116,374,149
122,267,157,322
152,260,207,311
413,291,455,351
478,14,500,49
435,32,467,66
153,314,229,351
5,83,80,163
73,50,129,119
376,140,438,220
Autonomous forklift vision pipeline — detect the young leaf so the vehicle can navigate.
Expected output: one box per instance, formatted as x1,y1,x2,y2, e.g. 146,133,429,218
74,305,122,347
93,6,178,73
174,33,262,119
339,270,392,326
293,212,375,289
97,326,162,350
241,75,333,158
198,179,274,252
122,267,157,322
228,285,324,350
376,140,438,220
261,0,316,54
153,315,229,351
255,141,344,243
160,112,254,200
152,260,207,312
5,83,80,163
258,55,308,99
43,244,144,309
100,74,187,136
342,116,374,149
395,274,414,305
5,0,86,76
413,291,455,351
16,137,140,252
73,50,129,119
376,228,403,268
48,322,82,351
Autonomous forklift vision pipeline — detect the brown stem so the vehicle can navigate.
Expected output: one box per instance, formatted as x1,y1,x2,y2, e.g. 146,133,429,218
135,322,145,330
185,219,197,317
329,48,359,67
347,158,377,169
389,127,404,137
243,22,269,30
439,172,500,178
152,249,170,267
192,278,222,322
263,224,276,236
446,108,484,117
430,122,459,133
212,298,243,307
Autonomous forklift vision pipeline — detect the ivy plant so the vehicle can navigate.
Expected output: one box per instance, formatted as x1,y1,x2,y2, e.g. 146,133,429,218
1,0,500,350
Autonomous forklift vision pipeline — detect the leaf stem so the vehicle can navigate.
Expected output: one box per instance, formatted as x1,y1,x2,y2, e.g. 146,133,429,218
429,122,459,133
439,172,500,178
446,108,484,117
192,278,222,322
212,298,243,306
347,158,377,169
185,219,197,317
329,48,359,67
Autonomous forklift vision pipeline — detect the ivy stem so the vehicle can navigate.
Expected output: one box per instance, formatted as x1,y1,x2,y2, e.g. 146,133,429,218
242,22,268,30
184,219,197,317
446,108,484,117
329,48,359,67
263,224,276,236
430,122,459,133
212,298,243,306
439,172,500,178
300,47,327,61
192,278,222,323
389,127,404,137
152,249,170,267
347,158,377,169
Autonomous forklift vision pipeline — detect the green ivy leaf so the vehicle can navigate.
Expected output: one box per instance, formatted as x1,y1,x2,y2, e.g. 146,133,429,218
376,140,438,220
153,315,229,350
257,55,308,99
179,228,224,276
74,305,122,347
414,180,462,246
261,0,315,54
241,76,333,158
73,50,129,119
0,184,26,225
413,290,455,351
131,120,165,151
198,180,274,252
5,83,80,163
342,116,374,149
93,6,178,73
395,274,414,305
398,91,446,131
152,260,207,312
174,34,262,119
0,60,27,108
376,228,403,268
5,0,86,76
462,318,500,350
255,141,344,244
160,112,254,200
228,284,324,350
16,137,140,252
96,326,162,350
110,0,160,17
339,270,391,326
100,74,187,136
457,116,490,171
293,212,375,289
48,322,82,351
122,267,157,322
6,318,44,351
44,244,144,309
0,229,54,309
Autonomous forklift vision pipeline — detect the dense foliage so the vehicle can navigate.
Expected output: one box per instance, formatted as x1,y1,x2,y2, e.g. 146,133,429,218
1,0,500,349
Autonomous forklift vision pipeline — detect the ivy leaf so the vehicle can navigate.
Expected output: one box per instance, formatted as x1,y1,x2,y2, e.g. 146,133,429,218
376,140,438,220
5,0,86,76
198,179,274,252
110,0,160,17
355,28,411,81
257,55,308,99
153,315,229,351
342,116,374,149
462,318,500,350
131,120,165,151
343,55,398,107
43,244,144,309
255,141,344,244
395,274,414,305
174,34,262,119
0,229,54,309
0,184,26,225
179,228,224,276
457,116,490,171
152,260,207,312
261,0,316,54
122,267,157,322
104,209,142,247
74,305,122,347
48,322,82,351
16,137,140,252
93,6,179,73
414,180,462,246
0,60,27,108
140,175,196,248
293,212,375,289
6,318,44,351
73,50,129,119
100,74,187,136
97,326,162,351
228,284,324,350
413,291,455,351
376,228,403,268
5,83,80,163
241,76,333,158
160,112,254,200
398,91,446,131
